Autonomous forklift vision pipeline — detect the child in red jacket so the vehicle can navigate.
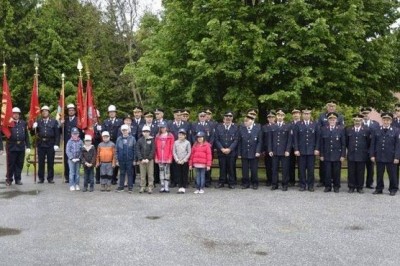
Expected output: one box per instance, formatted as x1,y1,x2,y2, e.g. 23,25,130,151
189,131,212,194
155,122,175,193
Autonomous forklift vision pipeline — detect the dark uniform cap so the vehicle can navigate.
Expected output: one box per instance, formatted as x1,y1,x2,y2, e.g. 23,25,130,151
291,108,301,114
381,112,393,119
327,100,337,105
246,114,256,120
276,108,285,115
133,106,143,112
173,109,182,114
224,111,234,117
353,114,364,119
198,110,207,116
154,108,164,114
327,112,338,119
267,110,276,117
144,111,154,117
247,108,258,116
301,107,312,114
360,107,372,113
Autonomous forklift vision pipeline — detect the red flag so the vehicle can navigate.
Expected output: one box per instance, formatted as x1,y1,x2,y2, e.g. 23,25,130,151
28,76,40,129
1,71,14,138
85,79,97,137
76,77,87,129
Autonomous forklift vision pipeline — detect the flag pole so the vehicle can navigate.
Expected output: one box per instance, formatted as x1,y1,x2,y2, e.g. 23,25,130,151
33,54,39,183
77,59,83,130
61,73,65,183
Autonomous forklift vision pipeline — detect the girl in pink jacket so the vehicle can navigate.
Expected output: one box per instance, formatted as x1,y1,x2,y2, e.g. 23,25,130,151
155,122,174,192
189,131,212,194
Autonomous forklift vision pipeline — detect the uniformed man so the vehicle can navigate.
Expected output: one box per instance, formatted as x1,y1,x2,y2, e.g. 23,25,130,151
155,108,168,125
289,108,301,186
215,111,238,189
293,108,319,192
169,109,190,140
5,107,31,186
181,109,192,139
346,114,371,194
101,105,123,185
205,108,218,130
191,110,215,186
93,109,102,184
238,114,262,189
132,106,145,136
268,109,292,191
60,103,80,183
262,110,276,186
370,112,400,196
360,107,379,189
392,104,400,128
319,112,346,193
32,105,60,183
317,100,345,187
139,112,158,137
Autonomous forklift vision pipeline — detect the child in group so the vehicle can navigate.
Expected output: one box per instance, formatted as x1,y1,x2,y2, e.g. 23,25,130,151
173,128,191,193
115,125,136,193
96,131,116,192
66,127,83,191
136,125,156,194
80,134,97,192
155,121,174,193
189,131,212,194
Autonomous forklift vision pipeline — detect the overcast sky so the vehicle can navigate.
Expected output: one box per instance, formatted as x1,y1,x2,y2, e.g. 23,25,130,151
139,0,162,14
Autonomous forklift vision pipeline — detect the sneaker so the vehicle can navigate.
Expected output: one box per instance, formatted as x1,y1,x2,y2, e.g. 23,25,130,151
194,190,200,194
139,187,145,193
181,188,185,193
89,187,94,192
177,188,183,193
70,186,75,191
199,189,205,194
100,185,106,192
148,188,153,194
75,185,80,191
159,188,165,193
82,187,87,192
128,188,133,193
115,187,124,192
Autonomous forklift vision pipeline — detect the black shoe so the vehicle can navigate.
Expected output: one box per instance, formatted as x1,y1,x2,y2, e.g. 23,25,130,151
15,181,23,185
215,183,224,189
357,188,364,194
266,182,271,187
252,185,258,190
348,188,355,193
372,190,382,195
37,180,44,184
334,187,339,193
205,184,210,188
308,187,314,192
366,185,374,189
95,180,100,184
299,187,305,191
288,182,295,187
115,187,124,192
128,189,133,193
390,191,397,196
64,180,69,184
48,180,55,184
82,187,88,192
228,185,235,189
324,187,331,192
282,186,288,191
89,187,94,192
241,185,250,189
316,182,324,187
111,180,117,185
271,186,278,191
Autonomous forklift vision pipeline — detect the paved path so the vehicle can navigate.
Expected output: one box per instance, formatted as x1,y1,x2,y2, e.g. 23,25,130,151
0,155,399,265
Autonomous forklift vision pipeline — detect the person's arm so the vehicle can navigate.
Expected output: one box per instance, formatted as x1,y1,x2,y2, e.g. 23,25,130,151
0,130,3,152
54,120,60,146
183,141,192,162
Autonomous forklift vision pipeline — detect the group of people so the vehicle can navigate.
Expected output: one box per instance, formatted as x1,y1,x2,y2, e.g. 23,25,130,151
2,100,400,196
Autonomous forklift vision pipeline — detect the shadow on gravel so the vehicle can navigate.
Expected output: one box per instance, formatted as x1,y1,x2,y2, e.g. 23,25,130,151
0,190,41,199
146,216,162,220
0,227,21,237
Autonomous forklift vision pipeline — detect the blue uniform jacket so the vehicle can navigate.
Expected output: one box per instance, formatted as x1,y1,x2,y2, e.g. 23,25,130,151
293,121,320,156
238,124,262,159
319,126,346,161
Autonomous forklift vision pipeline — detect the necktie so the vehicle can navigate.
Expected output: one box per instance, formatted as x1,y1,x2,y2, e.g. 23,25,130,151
330,127,333,131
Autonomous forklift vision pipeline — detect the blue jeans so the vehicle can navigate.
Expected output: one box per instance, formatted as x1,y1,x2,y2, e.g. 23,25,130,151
195,168,206,190
83,167,94,188
68,160,80,186
119,161,134,189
